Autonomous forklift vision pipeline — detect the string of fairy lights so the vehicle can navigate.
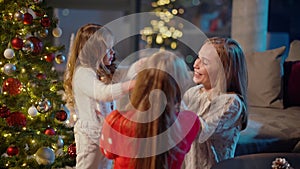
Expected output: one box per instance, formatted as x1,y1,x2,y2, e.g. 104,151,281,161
140,0,184,49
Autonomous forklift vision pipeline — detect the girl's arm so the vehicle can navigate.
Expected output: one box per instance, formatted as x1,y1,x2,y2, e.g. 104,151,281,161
197,94,243,143
74,67,134,102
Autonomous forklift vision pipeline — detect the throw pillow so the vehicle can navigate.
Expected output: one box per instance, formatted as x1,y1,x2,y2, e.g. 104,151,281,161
286,40,300,61
283,61,300,107
246,46,286,108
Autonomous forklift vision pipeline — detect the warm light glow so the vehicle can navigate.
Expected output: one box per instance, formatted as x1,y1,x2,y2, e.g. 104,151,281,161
172,9,178,15
156,35,163,44
171,41,177,49
22,127,27,130
21,68,26,73
151,2,158,7
178,8,184,14
32,140,35,143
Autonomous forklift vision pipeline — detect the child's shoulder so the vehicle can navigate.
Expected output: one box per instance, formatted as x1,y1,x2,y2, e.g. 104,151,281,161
74,66,96,76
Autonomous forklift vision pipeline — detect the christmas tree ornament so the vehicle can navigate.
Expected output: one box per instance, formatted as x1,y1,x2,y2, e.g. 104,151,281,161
7,145,19,156
55,110,68,122
4,48,15,59
52,27,62,37
3,63,16,76
2,78,22,96
57,136,64,148
13,11,24,21
67,143,76,159
44,53,55,62
52,136,64,149
11,37,23,50
44,127,56,136
27,8,37,19
36,73,46,80
35,147,55,165
22,39,34,53
27,37,43,55
0,104,11,118
6,111,27,127
36,98,51,113
41,15,51,27
37,28,48,38
23,13,33,25
55,54,66,64
28,105,38,117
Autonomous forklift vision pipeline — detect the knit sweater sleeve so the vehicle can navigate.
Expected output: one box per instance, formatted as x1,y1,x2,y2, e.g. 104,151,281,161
197,94,243,143
73,67,123,102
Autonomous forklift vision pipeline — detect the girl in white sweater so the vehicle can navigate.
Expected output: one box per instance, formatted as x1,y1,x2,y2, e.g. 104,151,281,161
182,37,248,169
63,23,134,169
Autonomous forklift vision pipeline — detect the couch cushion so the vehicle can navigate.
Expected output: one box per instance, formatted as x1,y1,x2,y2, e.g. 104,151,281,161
246,46,286,108
286,40,300,61
236,106,300,156
283,61,300,107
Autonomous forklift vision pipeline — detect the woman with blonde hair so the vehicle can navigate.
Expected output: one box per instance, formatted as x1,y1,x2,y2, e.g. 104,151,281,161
63,23,134,169
100,50,201,169
182,37,248,169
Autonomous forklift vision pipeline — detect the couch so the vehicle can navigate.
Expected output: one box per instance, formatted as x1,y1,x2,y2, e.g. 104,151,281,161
235,40,300,156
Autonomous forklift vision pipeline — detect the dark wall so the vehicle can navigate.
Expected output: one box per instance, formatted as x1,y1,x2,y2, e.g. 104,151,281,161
268,0,300,42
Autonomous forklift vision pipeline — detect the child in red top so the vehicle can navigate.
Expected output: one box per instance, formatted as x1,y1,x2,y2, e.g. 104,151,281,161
100,50,200,169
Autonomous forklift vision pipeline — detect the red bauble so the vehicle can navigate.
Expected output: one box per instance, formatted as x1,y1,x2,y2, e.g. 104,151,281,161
2,78,22,96
44,127,56,136
44,53,55,62
6,112,27,127
11,37,23,50
23,13,33,25
41,15,51,27
67,143,76,158
36,73,46,80
55,110,68,122
0,105,11,118
27,37,43,55
7,145,19,156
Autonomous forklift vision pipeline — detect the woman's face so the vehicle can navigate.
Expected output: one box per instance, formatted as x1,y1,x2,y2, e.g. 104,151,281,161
193,43,220,90
103,48,115,66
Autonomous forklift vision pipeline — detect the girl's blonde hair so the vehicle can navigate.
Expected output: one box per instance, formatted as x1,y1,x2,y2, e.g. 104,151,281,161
63,23,115,115
128,50,192,168
206,37,248,130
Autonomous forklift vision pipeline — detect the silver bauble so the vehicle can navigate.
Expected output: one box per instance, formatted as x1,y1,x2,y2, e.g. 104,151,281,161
52,135,64,150
22,40,34,53
36,98,52,113
28,105,38,117
3,63,16,76
14,11,24,21
35,147,55,165
37,28,48,38
55,54,66,64
4,48,15,59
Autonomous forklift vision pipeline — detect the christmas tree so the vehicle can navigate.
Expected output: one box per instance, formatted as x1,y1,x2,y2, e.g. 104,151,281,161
0,0,76,168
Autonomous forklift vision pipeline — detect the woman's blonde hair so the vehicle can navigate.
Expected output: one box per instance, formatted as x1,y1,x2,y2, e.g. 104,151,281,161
63,23,115,114
128,50,192,168
205,37,248,130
